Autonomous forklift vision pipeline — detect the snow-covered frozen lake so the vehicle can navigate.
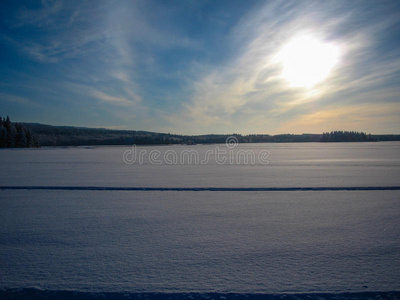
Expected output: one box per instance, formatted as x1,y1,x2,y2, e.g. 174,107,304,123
0,142,400,188
1,142,400,299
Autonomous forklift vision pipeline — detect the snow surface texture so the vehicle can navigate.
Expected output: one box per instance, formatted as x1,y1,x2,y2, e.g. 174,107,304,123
0,142,399,188
1,190,399,293
1,289,400,300
0,142,400,298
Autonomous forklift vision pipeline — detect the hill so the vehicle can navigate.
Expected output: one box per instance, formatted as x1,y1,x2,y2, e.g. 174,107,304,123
1,115,399,147
21,122,400,146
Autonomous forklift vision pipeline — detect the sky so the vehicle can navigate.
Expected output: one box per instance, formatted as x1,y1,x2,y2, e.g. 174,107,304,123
1,0,400,134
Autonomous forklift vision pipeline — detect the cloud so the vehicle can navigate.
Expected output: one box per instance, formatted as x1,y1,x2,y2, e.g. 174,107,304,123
0,93,38,106
277,102,400,134
163,2,328,132
92,90,133,106
2,1,111,63
1,1,399,133
163,1,400,134
12,0,64,28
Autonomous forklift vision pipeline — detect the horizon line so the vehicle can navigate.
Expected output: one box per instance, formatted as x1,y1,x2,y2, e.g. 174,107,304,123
1,186,400,192
15,120,400,136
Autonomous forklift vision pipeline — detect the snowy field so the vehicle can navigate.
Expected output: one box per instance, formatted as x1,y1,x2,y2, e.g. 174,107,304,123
0,142,400,299
0,142,399,188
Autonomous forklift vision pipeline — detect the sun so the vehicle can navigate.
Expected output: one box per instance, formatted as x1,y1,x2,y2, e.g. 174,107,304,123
277,35,340,88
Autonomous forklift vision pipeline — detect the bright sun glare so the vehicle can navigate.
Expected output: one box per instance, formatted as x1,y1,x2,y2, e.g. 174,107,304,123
278,36,340,88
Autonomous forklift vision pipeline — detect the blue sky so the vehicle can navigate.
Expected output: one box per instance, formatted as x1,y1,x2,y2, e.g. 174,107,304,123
1,0,400,134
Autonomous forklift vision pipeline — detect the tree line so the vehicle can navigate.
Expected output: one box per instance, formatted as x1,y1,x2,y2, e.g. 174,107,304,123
21,123,397,146
321,131,376,142
2,115,400,147
0,116,40,148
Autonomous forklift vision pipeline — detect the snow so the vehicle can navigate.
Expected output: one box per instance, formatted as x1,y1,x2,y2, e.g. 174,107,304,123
1,190,400,293
0,142,399,188
0,142,400,294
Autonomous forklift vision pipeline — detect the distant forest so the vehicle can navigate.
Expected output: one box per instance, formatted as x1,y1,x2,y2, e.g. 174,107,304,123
1,116,400,148
0,116,40,148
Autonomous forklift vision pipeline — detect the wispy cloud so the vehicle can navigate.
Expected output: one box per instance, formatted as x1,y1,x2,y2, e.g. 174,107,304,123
2,1,113,63
11,0,64,28
92,91,133,106
0,93,38,107
164,1,400,134
277,102,400,134
1,0,399,133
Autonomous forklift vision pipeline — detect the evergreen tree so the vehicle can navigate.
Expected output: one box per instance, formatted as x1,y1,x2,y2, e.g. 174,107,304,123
0,119,6,147
15,123,26,147
25,129,33,147
0,115,40,148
